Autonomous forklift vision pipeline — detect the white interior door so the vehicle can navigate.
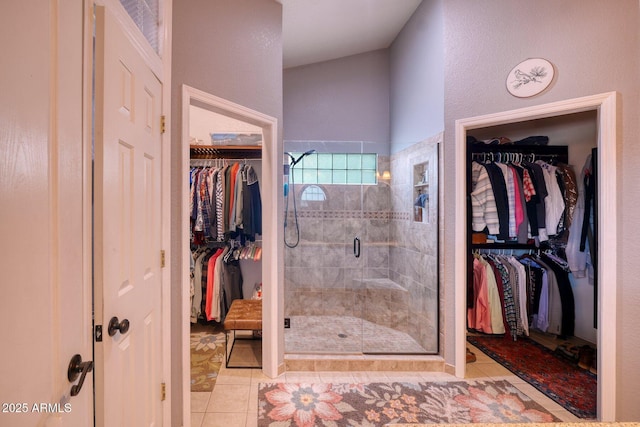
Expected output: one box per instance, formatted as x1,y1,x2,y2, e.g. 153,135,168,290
93,5,164,426
0,2,93,427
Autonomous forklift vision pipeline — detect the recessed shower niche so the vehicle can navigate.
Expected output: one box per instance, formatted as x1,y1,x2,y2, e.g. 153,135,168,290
413,161,430,223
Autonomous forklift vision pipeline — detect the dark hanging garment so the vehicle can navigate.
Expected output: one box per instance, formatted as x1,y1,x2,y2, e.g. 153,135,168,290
220,258,243,322
580,155,595,253
511,166,530,244
541,254,575,338
554,170,567,234
483,163,510,240
526,162,549,235
243,165,262,239
529,265,544,317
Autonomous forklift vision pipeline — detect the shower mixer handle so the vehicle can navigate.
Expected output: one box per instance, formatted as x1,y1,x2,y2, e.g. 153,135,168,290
354,237,361,258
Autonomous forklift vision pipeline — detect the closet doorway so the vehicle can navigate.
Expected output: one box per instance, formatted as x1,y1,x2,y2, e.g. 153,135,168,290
453,92,618,421
180,85,280,418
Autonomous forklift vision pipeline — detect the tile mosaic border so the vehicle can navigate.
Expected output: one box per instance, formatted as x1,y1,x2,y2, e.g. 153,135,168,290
288,210,411,221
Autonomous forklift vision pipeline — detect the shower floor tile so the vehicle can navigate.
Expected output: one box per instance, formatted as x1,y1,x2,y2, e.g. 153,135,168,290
284,315,426,354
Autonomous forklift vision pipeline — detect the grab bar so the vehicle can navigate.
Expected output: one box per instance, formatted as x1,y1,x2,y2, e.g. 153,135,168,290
354,237,361,258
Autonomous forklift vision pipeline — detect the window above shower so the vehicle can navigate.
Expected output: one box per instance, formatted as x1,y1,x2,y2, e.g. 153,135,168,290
300,185,327,201
288,152,378,185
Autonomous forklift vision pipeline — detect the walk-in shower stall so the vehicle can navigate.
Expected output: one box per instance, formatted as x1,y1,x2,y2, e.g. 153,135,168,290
283,139,440,355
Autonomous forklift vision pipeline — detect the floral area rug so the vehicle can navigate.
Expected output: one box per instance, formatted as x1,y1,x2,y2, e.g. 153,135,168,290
468,334,597,419
190,327,225,392
257,379,560,427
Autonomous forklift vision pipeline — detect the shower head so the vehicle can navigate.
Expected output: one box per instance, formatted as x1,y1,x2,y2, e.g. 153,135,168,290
287,149,317,167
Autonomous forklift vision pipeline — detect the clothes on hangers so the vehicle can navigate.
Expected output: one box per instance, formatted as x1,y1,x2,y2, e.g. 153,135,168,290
536,160,565,236
189,238,262,324
565,154,594,281
190,162,262,244
468,255,492,334
470,161,500,236
468,250,575,340
189,243,247,324
470,156,576,244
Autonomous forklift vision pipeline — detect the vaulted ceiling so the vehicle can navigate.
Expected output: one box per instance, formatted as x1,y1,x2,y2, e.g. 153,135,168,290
277,0,423,68
191,1,423,135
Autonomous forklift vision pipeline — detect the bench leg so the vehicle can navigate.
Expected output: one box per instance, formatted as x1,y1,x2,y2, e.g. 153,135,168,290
225,329,235,369
224,329,262,369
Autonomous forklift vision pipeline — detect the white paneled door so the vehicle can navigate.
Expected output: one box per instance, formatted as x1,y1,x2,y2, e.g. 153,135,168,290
0,2,93,426
93,6,164,427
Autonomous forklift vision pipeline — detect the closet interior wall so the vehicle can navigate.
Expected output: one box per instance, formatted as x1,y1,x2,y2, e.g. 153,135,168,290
466,110,598,345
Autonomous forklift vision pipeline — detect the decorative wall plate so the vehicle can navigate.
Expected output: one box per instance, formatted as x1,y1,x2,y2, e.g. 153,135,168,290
506,58,554,98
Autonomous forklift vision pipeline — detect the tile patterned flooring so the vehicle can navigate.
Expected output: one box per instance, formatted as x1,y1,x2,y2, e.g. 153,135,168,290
191,341,587,427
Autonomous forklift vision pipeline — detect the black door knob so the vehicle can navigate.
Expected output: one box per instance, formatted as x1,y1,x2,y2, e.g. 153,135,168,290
67,354,93,396
108,316,130,336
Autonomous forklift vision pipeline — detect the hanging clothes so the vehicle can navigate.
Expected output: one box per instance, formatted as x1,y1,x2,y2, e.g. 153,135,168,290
189,242,251,324
536,160,566,236
541,253,575,338
468,250,575,341
190,162,262,244
566,154,593,280
468,256,492,334
470,162,500,235
470,157,577,244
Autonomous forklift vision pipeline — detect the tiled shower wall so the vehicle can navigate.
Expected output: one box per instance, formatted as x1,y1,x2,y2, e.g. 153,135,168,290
284,134,441,353
388,134,441,353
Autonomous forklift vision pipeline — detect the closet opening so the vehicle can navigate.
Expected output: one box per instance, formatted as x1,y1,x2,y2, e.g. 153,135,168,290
454,92,617,421
180,85,280,419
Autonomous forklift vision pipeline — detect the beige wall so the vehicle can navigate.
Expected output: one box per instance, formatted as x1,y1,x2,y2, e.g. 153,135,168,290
441,0,640,420
170,1,283,423
284,49,390,144
389,0,445,152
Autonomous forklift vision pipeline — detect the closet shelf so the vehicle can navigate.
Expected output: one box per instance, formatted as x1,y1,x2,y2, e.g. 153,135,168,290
190,144,262,159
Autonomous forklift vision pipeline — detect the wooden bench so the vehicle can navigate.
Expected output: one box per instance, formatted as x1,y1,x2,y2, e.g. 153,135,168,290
223,299,262,368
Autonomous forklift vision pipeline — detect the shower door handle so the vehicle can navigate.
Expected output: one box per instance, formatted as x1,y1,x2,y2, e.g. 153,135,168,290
353,237,361,258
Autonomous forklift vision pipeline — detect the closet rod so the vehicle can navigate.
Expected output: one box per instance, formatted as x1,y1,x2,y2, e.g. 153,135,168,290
190,144,262,160
190,158,260,167
470,152,562,162
470,152,560,156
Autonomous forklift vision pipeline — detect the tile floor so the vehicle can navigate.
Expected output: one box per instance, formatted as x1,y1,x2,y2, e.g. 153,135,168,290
191,341,589,427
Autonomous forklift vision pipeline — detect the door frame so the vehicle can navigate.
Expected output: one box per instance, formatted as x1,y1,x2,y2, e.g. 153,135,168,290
453,91,618,421
180,84,281,421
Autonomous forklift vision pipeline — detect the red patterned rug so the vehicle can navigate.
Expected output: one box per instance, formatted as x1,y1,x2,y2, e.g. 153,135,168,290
467,335,596,419
257,380,560,426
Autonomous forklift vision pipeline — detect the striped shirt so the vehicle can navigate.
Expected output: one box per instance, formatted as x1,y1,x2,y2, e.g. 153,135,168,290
471,162,499,235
